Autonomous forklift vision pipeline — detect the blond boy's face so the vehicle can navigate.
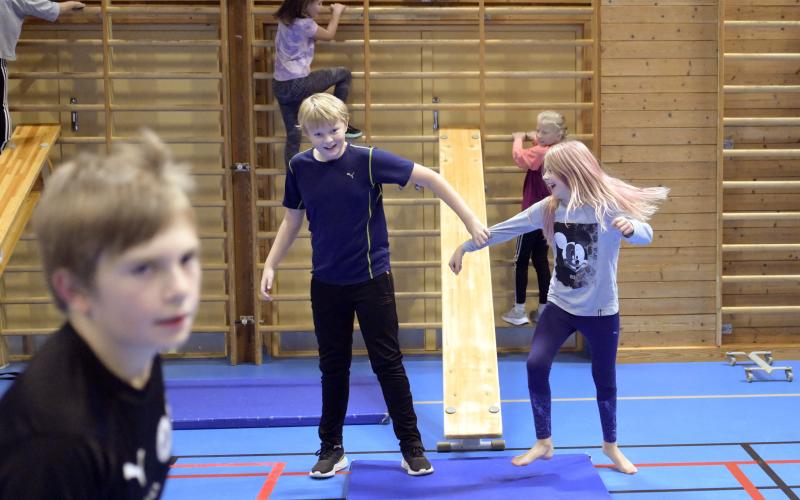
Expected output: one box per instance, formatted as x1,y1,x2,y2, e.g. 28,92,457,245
306,120,347,162
81,216,201,353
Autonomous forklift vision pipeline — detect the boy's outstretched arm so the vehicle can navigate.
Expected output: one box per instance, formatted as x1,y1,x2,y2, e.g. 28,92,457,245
260,208,304,301
408,164,490,246
450,205,543,275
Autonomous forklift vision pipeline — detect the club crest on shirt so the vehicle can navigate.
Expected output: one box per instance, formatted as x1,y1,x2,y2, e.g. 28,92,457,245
156,413,172,463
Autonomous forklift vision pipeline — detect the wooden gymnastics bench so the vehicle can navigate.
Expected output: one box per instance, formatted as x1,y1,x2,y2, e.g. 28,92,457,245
437,129,504,451
0,124,61,276
0,124,61,368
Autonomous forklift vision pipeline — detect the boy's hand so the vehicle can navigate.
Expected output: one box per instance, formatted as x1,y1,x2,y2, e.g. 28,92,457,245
512,132,526,141
260,266,276,301
449,246,465,275
330,3,346,15
467,219,490,247
612,216,634,237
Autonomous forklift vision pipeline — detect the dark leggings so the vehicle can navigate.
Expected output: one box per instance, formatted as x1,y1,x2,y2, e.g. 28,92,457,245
527,302,620,443
1,59,10,153
272,67,352,169
514,230,550,305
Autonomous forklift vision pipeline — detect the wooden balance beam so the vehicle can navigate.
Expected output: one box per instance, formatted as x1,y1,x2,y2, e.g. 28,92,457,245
0,124,61,368
437,129,504,452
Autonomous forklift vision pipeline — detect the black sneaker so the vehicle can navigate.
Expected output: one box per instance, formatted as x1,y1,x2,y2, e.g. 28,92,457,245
309,443,348,479
345,125,363,139
401,446,434,476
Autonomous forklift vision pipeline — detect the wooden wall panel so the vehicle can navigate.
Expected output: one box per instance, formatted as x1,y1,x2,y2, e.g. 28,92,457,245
601,0,718,352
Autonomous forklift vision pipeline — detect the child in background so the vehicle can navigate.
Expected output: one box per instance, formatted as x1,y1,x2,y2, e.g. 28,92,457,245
1,0,85,153
450,140,668,474
0,132,201,499
260,93,489,478
273,0,362,169
501,111,566,326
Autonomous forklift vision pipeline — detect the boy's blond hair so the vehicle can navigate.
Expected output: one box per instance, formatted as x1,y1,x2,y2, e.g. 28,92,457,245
537,110,568,139
34,130,195,311
298,93,350,133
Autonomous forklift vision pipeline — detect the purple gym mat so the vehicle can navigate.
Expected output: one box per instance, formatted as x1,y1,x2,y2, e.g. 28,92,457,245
166,376,389,430
346,454,610,499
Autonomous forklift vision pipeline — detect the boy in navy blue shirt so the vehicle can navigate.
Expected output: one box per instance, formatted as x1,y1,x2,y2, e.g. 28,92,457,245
260,93,489,478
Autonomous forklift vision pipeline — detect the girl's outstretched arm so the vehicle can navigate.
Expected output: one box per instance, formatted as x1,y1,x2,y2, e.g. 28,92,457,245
461,208,540,252
449,208,540,275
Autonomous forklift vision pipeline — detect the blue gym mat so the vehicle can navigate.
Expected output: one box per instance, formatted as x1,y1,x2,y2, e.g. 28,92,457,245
166,376,389,430
345,454,611,499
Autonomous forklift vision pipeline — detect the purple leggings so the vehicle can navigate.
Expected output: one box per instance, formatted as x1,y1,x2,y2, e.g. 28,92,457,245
527,302,620,443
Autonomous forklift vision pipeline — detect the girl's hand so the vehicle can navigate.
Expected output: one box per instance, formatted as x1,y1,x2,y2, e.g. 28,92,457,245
512,132,526,141
612,216,634,237
449,246,465,275
467,219,490,247
330,3,346,15
61,1,85,12
260,266,276,301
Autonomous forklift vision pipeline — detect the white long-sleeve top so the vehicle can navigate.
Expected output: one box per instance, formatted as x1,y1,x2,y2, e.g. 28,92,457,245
1,0,60,61
462,197,654,316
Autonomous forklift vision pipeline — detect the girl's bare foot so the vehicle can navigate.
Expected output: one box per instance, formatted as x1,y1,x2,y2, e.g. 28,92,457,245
602,442,638,474
512,438,554,466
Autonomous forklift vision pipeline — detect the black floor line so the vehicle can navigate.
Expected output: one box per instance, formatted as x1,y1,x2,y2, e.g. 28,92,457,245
741,443,799,500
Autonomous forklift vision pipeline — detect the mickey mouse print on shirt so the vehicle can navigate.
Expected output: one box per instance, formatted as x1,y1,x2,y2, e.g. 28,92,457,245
553,222,598,289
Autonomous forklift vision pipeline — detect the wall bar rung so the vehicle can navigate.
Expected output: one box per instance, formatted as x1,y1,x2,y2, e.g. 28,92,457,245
723,181,800,189
722,306,800,315
724,117,800,126
722,275,800,283
723,149,800,159
722,212,800,221
725,85,800,94
725,53,800,61
723,244,800,252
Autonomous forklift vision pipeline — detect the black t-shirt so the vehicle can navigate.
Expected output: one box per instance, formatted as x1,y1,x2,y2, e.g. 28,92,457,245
0,323,172,499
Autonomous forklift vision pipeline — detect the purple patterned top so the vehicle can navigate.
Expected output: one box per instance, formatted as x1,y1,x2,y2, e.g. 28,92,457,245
274,17,318,81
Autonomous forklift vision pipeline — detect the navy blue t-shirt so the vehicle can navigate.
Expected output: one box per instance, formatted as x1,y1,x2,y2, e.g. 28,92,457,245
284,143,414,285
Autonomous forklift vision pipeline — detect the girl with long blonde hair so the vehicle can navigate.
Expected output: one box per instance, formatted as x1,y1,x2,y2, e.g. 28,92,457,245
450,140,668,474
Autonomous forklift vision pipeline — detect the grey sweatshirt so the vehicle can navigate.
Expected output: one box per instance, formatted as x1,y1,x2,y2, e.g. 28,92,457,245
462,198,654,316
1,0,60,61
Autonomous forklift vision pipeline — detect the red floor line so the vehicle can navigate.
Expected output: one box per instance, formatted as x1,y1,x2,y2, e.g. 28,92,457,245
170,462,280,469
169,472,270,479
725,463,766,500
257,462,285,500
